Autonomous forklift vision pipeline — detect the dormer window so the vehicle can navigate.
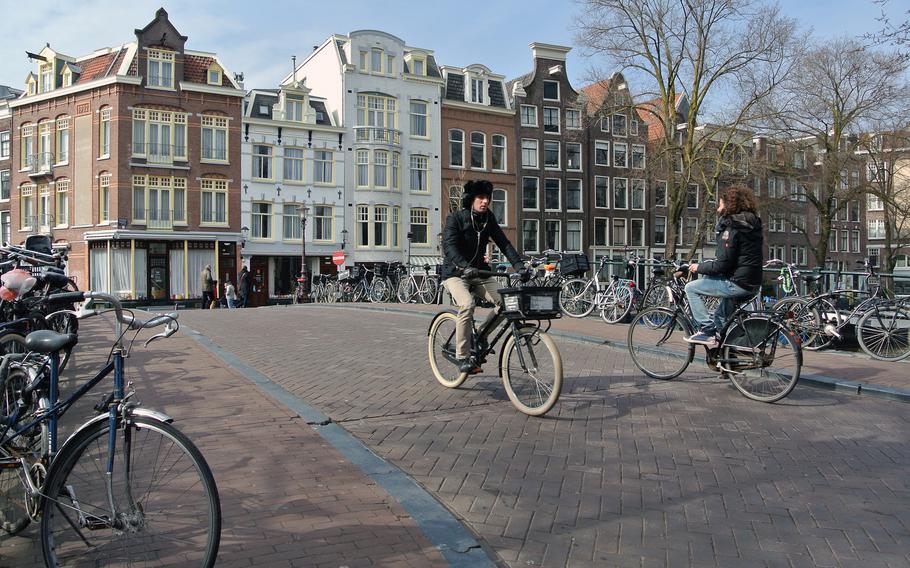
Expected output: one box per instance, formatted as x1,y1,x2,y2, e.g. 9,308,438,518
470,77,485,104
26,75,37,96
258,104,270,115
411,58,425,76
147,48,175,89
371,49,383,73
207,65,222,86
61,66,73,88
39,63,54,93
543,80,560,101
286,98,304,122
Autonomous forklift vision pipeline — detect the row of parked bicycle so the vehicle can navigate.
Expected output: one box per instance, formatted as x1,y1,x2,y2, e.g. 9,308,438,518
0,237,221,565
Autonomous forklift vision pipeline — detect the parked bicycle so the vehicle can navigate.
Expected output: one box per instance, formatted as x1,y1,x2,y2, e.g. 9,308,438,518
397,263,439,304
559,255,637,323
428,271,564,416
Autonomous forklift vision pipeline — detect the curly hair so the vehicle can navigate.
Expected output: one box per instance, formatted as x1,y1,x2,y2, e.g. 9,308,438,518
720,185,758,215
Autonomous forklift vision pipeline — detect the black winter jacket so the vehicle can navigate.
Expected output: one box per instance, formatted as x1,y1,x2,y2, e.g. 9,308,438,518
696,212,764,292
441,209,522,280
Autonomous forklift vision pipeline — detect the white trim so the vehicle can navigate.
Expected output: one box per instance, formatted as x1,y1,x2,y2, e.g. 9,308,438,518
9,75,142,108
178,82,245,97
441,99,515,116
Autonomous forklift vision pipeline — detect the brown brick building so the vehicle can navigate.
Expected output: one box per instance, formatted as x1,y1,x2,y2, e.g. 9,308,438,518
440,64,517,253
8,9,243,302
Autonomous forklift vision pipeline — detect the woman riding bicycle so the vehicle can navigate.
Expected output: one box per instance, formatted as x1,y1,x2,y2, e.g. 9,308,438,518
441,180,529,374
682,184,764,348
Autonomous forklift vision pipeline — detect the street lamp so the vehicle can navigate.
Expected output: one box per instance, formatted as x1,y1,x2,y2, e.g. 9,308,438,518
240,226,249,249
297,203,310,302
407,231,413,265
341,228,348,250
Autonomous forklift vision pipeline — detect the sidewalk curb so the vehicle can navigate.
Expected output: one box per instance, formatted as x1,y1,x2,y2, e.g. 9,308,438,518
181,324,498,568
310,303,910,404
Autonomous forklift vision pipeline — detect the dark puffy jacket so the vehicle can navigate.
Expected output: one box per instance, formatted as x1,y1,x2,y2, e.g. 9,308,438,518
696,212,764,292
440,209,522,280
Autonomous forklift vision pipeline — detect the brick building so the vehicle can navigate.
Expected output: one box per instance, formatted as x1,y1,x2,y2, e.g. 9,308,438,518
8,9,244,301
0,86,22,245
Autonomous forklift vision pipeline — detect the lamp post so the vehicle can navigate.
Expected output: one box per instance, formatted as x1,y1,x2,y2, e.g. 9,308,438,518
341,228,348,250
297,203,310,302
407,231,413,265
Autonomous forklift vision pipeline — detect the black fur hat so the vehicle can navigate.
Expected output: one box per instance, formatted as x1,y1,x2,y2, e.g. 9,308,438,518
461,180,494,209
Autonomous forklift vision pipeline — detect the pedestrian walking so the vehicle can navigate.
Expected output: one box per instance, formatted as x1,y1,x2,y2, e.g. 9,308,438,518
224,280,238,309
201,264,215,309
238,265,251,308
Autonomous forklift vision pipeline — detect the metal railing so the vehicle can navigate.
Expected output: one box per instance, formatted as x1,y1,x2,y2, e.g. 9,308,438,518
23,214,55,233
132,143,187,165
201,146,227,161
147,208,173,230
26,153,54,176
354,126,402,145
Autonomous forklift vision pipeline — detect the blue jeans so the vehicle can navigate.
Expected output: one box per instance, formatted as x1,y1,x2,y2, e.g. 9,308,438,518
685,276,753,334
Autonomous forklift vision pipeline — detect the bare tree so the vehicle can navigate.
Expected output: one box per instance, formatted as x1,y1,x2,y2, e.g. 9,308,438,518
573,0,798,258
859,127,910,276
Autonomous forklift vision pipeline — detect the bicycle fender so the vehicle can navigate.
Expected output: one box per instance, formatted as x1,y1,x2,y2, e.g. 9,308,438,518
427,310,457,336
498,325,537,372
55,407,174,460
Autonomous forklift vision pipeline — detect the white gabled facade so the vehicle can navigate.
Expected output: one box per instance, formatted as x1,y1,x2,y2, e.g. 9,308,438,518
294,30,444,266
241,77,346,300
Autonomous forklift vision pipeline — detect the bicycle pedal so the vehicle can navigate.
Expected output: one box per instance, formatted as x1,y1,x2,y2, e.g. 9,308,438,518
83,516,112,530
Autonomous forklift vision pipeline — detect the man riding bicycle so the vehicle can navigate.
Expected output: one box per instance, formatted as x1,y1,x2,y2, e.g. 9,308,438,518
682,184,764,349
441,180,529,374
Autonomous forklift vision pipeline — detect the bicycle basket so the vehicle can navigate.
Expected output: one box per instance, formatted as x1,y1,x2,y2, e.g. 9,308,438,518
375,264,390,277
559,254,590,277
499,287,562,320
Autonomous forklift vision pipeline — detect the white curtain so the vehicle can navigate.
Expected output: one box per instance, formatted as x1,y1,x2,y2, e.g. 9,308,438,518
134,249,148,299
90,249,109,292
111,249,131,297
169,250,186,299
187,249,215,298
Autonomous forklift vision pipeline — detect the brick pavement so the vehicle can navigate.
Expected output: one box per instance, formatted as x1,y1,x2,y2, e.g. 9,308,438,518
0,316,448,568
173,305,910,568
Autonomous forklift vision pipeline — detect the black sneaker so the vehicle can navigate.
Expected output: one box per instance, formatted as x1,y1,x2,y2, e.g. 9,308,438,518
458,358,483,374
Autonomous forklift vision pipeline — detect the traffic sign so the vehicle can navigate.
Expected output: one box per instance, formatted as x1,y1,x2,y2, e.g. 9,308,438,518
332,251,345,266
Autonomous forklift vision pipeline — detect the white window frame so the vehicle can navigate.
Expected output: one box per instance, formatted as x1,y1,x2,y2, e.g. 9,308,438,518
542,80,560,101
253,144,274,181
545,219,561,251
566,109,581,130
409,208,429,245
410,100,428,138
612,113,627,137
314,205,334,242
543,140,560,170
314,150,334,185
543,106,560,134
200,178,229,225
594,217,609,247
448,129,464,168
521,138,539,169
654,216,667,245
470,132,486,170
655,180,667,207
595,140,610,167
55,180,69,227
251,201,273,240
522,177,539,211
201,115,229,163
544,178,561,211
612,218,628,246
631,144,646,169
613,142,628,169
566,179,582,212
566,220,582,252
630,218,645,247
409,154,429,193
492,188,508,225
595,175,609,209
566,142,582,171
631,179,646,210
491,134,507,172
613,177,628,210
522,219,539,252
147,48,175,89
0,131,9,159
520,105,538,127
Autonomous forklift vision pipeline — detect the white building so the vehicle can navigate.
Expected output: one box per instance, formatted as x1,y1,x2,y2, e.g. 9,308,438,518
293,30,444,267
241,77,346,303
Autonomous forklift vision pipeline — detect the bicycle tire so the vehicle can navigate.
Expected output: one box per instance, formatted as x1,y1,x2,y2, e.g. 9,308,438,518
772,297,823,349
0,364,35,535
427,312,469,388
352,281,366,303
722,317,801,402
601,284,634,324
418,277,438,304
804,297,838,350
369,278,391,303
627,308,694,380
397,279,416,303
501,327,562,416
559,278,595,318
640,281,671,311
41,415,221,568
856,302,910,361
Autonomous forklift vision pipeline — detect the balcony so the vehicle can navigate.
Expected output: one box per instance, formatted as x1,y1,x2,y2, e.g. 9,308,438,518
26,153,55,177
147,208,173,230
354,126,402,146
132,143,187,166
24,214,54,234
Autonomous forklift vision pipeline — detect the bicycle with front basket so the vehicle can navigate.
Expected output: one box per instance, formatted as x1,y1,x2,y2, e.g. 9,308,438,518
427,271,564,416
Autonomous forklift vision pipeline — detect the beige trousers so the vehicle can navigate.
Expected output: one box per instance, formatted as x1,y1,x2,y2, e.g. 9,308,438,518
443,277,503,360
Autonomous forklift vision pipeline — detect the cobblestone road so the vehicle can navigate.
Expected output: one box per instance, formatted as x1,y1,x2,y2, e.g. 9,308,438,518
177,305,910,568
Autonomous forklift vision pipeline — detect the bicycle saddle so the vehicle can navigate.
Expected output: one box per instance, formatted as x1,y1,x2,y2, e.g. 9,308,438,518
25,330,78,354
801,274,822,282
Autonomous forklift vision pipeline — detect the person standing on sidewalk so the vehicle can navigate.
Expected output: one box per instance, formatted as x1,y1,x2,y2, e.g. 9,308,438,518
682,185,764,348
200,264,215,309
224,280,238,309
440,180,528,374
238,265,251,308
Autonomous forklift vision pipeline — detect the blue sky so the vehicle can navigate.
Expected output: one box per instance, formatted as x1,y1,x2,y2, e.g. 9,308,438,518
1,0,905,98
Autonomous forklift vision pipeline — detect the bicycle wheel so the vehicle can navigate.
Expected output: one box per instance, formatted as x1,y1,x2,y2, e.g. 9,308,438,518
325,282,338,303
772,297,823,349
0,365,35,535
628,308,694,380
501,327,563,416
397,279,416,303
352,281,366,303
418,277,439,304
41,415,221,568
640,282,671,311
427,312,469,388
601,284,634,324
369,278,391,303
559,278,595,317
722,317,801,402
857,302,910,361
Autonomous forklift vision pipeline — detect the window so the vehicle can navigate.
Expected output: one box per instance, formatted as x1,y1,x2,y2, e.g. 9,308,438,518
630,119,639,136
868,162,886,182
253,145,273,180
357,205,369,246
282,205,302,240
631,219,645,247
20,184,35,230
201,178,228,224
491,135,506,171
594,218,608,246
545,220,560,251
841,230,849,252
391,153,400,190
631,145,645,169
56,118,69,163
371,49,383,73
0,170,8,201
387,55,395,76
359,51,368,71
543,107,560,134
545,179,560,210
852,230,861,253
411,57,425,76
410,101,427,137
869,219,885,239
410,208,429,244
410,155,428,192
522,177,539,210
355,94,398,139
600,116,610,133
373,205,389,247
470,132,485,169
613,178,628,209
285,98,304,122
492,189,507,224
132,175,146,221
631,179,645,210
543,80,559,101
40,63,53,93
374,150,389,188
613,142,627,168
566,143,582,171
595,141,610,166
612,114,627,136
282,147,305,184
201,115,228,161
849,200,860,223
544,141,560,169
208,68,222,86
38,185,50,230
174,178,186,223
793,150,805,169
687,184,699,208
356,150,369,187
0,212,9,246
131,109,187,162
20,124,35,170
99,107,111,157
56,180,69,226
566,109,581,129
567,179,582,211
595,176,609,208
147,49,175,88
314,205,333,241
98,174,111,222
521,139,538,168
566,220,581,251
252,202,272,239
314,150,334,184
612,218,627,246
0,131,9,159
655,180,667,207
685,218,698,245
654,216,666,244
470,77,484,104
523,220,539,252
868,194,884,211
520,105,537,127
449,129,464,167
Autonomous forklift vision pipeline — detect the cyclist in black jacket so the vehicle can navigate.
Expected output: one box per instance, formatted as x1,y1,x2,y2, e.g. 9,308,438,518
682,185,764,348
442,180,528,373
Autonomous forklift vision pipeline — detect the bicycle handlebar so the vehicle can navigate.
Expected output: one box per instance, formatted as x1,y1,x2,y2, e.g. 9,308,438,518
47,291,178,336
